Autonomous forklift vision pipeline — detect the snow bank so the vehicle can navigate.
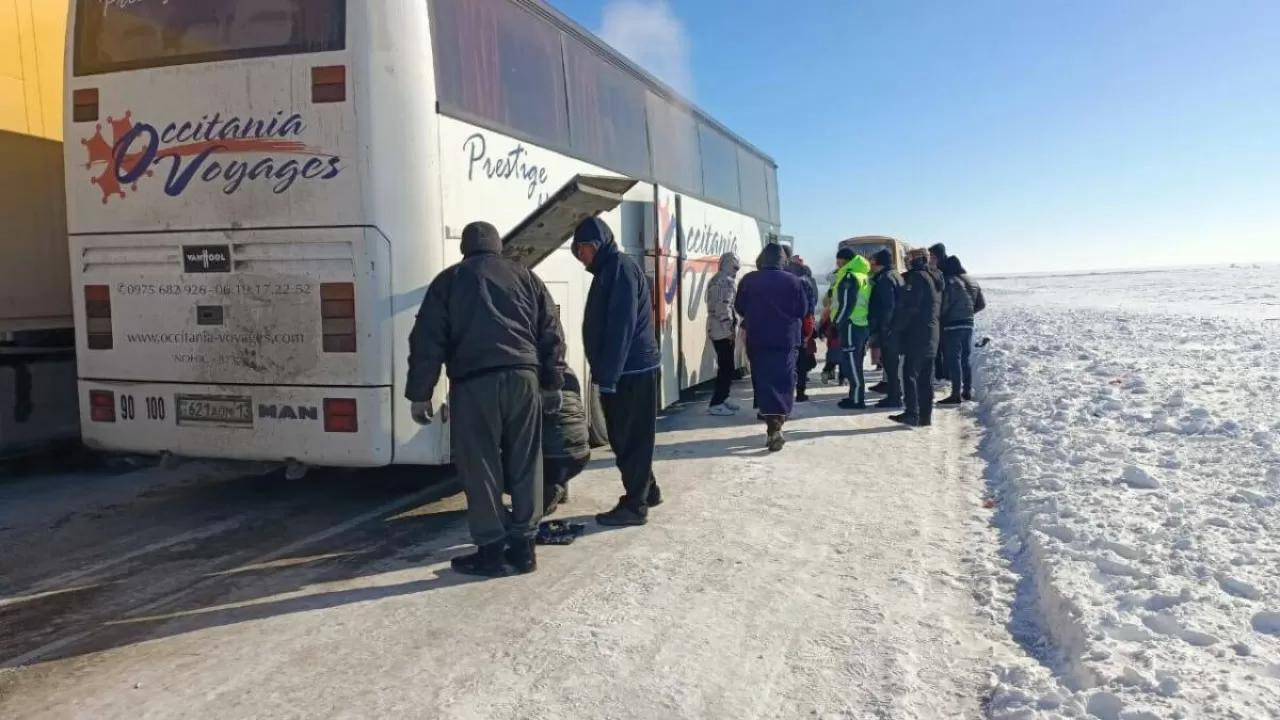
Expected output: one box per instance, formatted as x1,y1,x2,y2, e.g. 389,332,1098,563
973,267,1280,719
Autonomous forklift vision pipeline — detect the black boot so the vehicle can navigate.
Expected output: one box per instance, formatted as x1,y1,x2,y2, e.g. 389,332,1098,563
889,413,920,427
937,394,962,406
597,498,648,526
765,416,786,452
646,482,663,508
868,381,889,394
875,397,903,409
795,391,810,402
837,398,867,410
961,390,973,402
504,537,537,574
450,542,509,578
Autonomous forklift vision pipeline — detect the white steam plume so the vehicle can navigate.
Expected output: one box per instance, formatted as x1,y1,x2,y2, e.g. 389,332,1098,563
598,0,694,99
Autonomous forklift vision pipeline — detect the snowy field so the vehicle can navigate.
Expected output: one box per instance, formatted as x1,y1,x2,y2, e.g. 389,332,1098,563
975,265,1280,719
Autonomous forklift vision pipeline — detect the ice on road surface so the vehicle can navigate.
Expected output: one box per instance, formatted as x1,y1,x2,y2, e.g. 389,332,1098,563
0,385,1017,720
978,265,1280,719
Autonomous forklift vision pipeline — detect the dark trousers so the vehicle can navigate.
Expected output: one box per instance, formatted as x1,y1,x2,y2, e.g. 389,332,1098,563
935,337,949,381
710,337,735,406
902,352,936,425
943,327,974,397
839,327,869,404
600,369,659,510
544,453,590,490
881,339,902,403
795,348,816,396
450,368,542,546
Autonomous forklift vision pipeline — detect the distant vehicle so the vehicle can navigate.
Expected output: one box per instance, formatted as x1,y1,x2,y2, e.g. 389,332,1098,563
838,236,915,275
1,1,79,456
66,0,782,470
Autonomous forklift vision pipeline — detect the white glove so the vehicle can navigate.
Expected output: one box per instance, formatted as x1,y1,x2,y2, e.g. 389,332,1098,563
411,400,434,425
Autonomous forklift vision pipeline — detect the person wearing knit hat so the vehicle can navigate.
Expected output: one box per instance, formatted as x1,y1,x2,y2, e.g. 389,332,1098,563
866,249,904,408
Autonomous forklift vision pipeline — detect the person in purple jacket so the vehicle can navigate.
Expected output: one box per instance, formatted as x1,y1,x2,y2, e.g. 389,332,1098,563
734,243,810,452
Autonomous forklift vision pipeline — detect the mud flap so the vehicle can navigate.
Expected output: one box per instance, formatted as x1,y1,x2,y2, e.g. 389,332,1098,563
501,174,639,269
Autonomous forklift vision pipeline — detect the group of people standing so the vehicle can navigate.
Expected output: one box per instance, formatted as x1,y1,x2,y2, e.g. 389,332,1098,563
704,240,986,445
404,217,663,578
402,214,985,576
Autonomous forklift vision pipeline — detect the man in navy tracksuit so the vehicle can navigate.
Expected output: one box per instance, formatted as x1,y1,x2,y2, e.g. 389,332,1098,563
571,217,663,526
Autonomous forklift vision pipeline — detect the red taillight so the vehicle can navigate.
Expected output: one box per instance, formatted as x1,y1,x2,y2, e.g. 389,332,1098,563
311,65,346,103
89,390,116,423
320,282,356,353
324,398,358,433
73,88,99,122
84,285,114,350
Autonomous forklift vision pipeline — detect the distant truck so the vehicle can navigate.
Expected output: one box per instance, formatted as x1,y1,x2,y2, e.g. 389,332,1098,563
1,1,79,455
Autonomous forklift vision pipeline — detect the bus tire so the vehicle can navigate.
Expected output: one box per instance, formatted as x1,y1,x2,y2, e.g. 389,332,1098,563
587,381,609,449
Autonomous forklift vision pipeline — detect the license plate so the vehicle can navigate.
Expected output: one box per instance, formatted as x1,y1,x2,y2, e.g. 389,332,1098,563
175,394,253,428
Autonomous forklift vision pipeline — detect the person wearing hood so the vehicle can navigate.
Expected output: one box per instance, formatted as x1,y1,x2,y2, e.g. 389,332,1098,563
938,255,986,405
867,248,904,408
831,248,873,410
571,217,663,527
928,243,951,384
733,243,808,451
406,221,566,577
705,251,742,416
891,248,945,427
787,254,820,401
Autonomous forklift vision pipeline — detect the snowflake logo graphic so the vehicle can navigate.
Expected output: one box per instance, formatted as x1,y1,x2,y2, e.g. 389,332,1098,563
81,111,153,204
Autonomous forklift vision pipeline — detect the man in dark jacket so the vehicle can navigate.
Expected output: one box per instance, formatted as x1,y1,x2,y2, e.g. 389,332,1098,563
890,249,944,427
571,217,663,526
928,243,950,383
787,254,819,401
542,367,590,515
937,255,986,405
867,249,904,409
406,221,565,577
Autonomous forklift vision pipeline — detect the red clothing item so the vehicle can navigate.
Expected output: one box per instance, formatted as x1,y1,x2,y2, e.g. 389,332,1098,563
803,314,817,354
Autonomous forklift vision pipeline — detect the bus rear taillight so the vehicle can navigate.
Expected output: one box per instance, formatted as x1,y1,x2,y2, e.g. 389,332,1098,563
320,282,357,353
89,390,116,423
73,88,99,122
323,398,358,433
84,285,114,350
311,65,346,103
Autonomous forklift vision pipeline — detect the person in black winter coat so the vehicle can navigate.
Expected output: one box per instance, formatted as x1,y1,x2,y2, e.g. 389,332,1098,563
867,249,904,408
406,221,566,577
890,249,944,427
542,367,591,515
571,217,663,527
937,255,986,405
928,243,950,383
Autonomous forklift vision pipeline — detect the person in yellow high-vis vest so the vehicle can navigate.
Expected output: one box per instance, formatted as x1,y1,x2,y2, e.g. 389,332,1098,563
831,247,873,409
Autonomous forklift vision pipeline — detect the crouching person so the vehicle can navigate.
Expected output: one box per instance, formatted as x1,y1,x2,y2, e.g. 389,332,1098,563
542,367,591,516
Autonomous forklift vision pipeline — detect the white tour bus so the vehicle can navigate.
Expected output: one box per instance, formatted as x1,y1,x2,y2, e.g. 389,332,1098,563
67,0,781,468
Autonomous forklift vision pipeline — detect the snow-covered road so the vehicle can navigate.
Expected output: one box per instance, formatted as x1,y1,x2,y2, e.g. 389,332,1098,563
0,383,1017,720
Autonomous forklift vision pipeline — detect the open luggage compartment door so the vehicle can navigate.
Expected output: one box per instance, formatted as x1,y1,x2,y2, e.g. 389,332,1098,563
501,174,638,269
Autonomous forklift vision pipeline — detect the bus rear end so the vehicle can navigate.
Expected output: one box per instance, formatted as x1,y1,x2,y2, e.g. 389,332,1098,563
66,0,390,465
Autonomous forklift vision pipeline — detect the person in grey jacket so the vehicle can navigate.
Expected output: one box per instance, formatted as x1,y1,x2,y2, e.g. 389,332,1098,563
937,255,986,405
542,367,591,515
705,252,741,415
406,221,565,577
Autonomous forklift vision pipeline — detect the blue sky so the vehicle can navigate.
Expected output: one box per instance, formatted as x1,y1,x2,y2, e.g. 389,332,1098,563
552,0,1280,274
